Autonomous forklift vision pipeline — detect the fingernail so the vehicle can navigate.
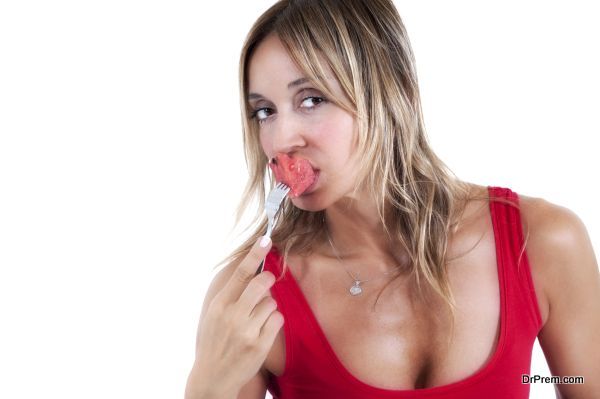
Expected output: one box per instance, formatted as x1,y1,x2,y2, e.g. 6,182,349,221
260,235,271,248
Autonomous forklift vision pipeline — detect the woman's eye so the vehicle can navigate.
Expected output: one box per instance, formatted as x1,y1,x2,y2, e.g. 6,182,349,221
300,96,325,109
250,96,326,125
251,108,272,124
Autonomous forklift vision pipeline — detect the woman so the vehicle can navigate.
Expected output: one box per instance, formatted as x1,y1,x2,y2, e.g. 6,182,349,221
186,1,600,398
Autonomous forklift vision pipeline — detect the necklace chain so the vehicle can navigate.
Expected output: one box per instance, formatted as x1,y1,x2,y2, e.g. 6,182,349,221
325,229,400,296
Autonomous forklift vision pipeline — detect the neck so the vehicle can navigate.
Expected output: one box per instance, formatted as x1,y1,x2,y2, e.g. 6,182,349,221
322,197,409,274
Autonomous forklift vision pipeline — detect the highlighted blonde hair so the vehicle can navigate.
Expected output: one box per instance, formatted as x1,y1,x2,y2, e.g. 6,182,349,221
215,0,528,346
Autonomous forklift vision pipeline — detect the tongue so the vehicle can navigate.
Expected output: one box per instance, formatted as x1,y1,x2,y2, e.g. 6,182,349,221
268,153,317,198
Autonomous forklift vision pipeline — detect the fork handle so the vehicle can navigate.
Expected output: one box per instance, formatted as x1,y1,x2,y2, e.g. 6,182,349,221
265,222,274,238
255,259,265,276
255,220,275,275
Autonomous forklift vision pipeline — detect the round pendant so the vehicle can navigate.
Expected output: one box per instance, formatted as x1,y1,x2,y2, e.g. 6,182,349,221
349,281,362,296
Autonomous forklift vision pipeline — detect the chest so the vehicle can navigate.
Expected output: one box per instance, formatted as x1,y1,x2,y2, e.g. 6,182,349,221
264,231,509,390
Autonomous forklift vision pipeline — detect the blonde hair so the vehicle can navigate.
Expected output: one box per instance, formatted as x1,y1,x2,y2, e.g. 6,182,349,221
215,0,529,348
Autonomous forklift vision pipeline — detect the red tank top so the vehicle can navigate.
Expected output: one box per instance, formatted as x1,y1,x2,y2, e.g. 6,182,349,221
262,186,543,399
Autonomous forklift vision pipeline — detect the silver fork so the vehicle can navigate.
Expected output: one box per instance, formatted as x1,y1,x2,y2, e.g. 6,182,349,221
255,182,290,275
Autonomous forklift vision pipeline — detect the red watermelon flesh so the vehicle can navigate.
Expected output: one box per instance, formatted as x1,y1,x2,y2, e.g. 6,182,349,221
268,153,317,198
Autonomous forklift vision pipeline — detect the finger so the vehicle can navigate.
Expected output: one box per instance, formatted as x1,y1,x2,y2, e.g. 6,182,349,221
236,271,276,317
247,295,278,333
220,235,273,304
258,310,285,347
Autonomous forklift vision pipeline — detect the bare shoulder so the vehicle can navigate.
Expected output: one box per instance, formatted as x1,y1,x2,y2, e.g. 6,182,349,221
518,192,594,272
517,192,600,396
518,191,586,233
517,191,598,328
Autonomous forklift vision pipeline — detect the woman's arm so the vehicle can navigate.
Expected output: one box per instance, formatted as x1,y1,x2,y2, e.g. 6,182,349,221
527,199,600,398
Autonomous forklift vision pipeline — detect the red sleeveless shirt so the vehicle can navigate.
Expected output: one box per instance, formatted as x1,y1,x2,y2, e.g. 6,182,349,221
262,186,543,398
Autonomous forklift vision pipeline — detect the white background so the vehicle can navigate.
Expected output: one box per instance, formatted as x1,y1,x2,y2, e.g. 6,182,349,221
0,1,598,398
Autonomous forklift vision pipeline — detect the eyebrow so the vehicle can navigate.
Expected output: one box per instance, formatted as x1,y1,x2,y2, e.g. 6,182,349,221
247,77,310,101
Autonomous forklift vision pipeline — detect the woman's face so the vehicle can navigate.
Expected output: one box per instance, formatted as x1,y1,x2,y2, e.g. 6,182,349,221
247,34,360,211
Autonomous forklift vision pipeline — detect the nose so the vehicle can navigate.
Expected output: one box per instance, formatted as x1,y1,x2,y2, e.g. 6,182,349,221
270,112,306,155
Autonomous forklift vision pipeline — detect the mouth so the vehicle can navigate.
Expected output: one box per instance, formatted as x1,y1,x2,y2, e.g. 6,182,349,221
269,154,320,197
271,157,318,172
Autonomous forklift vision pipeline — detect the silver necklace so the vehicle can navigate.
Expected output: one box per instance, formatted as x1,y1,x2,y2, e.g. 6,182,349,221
325,230,400,296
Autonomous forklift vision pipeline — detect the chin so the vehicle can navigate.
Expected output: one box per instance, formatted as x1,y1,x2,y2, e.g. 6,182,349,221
290,192,327,212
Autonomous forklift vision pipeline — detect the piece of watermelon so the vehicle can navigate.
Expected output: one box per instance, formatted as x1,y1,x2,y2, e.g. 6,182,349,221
268,153,318,198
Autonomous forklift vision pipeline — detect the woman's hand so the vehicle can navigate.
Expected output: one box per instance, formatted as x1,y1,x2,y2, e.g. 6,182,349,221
185,236,283,399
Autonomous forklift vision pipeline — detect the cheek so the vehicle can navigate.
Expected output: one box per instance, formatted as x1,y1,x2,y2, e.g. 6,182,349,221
258,133,271,158
313,113,355,156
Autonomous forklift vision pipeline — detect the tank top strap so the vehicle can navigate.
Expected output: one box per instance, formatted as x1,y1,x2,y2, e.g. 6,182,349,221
487,186,543,333
262,246,333,382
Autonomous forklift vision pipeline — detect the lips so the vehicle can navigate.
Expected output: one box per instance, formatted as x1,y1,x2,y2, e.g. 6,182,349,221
268,153,319,198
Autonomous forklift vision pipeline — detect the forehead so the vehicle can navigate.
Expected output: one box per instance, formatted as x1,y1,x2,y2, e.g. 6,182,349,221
247,34,303,91
247,34,343,102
